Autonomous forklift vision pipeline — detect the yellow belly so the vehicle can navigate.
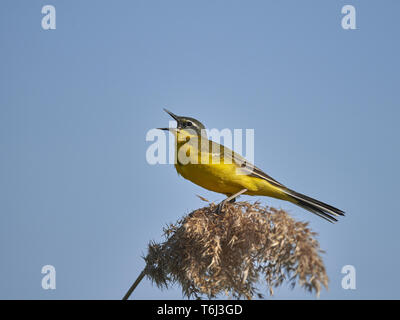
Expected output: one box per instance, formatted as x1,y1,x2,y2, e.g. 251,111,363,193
175,162,288,200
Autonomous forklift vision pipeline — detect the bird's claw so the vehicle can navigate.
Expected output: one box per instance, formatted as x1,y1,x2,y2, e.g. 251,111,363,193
215,196,238,214
214,189,247,215
215,202,225,215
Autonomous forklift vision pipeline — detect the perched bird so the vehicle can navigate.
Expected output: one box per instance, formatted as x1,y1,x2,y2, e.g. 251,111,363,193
158,109,344,222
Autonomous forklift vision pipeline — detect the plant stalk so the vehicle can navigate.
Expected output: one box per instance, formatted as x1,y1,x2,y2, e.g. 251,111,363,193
122,269,146,300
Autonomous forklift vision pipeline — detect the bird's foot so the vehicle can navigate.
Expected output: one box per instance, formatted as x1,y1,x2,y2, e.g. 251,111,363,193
215,199,235,214
215,201,226,215
214,189,247,215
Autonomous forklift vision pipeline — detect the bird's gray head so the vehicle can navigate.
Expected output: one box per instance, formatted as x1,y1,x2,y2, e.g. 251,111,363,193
159,108,206,135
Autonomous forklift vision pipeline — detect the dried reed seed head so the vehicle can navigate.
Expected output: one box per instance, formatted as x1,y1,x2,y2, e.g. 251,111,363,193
144,201,328,299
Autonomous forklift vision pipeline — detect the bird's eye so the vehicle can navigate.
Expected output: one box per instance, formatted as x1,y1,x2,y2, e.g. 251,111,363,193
186,121,192,127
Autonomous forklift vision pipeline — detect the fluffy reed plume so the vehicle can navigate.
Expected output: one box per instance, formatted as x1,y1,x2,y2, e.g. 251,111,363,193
139,201,328,299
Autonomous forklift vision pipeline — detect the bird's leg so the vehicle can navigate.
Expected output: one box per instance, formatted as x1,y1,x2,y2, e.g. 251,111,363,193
216,189,247,214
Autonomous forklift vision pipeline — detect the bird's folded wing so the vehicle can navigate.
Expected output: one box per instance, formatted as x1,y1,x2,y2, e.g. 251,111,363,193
232,153,286,188
206,140,285,188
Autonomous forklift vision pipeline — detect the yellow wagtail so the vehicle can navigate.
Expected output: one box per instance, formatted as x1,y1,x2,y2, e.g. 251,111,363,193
158,109,344,222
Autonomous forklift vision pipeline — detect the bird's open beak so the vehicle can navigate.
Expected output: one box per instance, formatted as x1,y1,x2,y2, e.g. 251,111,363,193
157,108,181,132
163,108,180,122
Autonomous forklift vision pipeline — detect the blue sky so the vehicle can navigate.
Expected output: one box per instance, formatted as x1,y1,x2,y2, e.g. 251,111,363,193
1,0,399,299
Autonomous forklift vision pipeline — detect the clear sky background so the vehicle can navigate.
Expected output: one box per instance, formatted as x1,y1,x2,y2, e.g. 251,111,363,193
1,0,399,299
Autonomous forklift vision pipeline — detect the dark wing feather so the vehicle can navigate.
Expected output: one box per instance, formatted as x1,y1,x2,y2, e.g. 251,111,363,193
206,140,285,188
231,151,285,188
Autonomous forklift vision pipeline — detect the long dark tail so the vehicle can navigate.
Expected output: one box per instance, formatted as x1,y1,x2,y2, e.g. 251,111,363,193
284,188,345,223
